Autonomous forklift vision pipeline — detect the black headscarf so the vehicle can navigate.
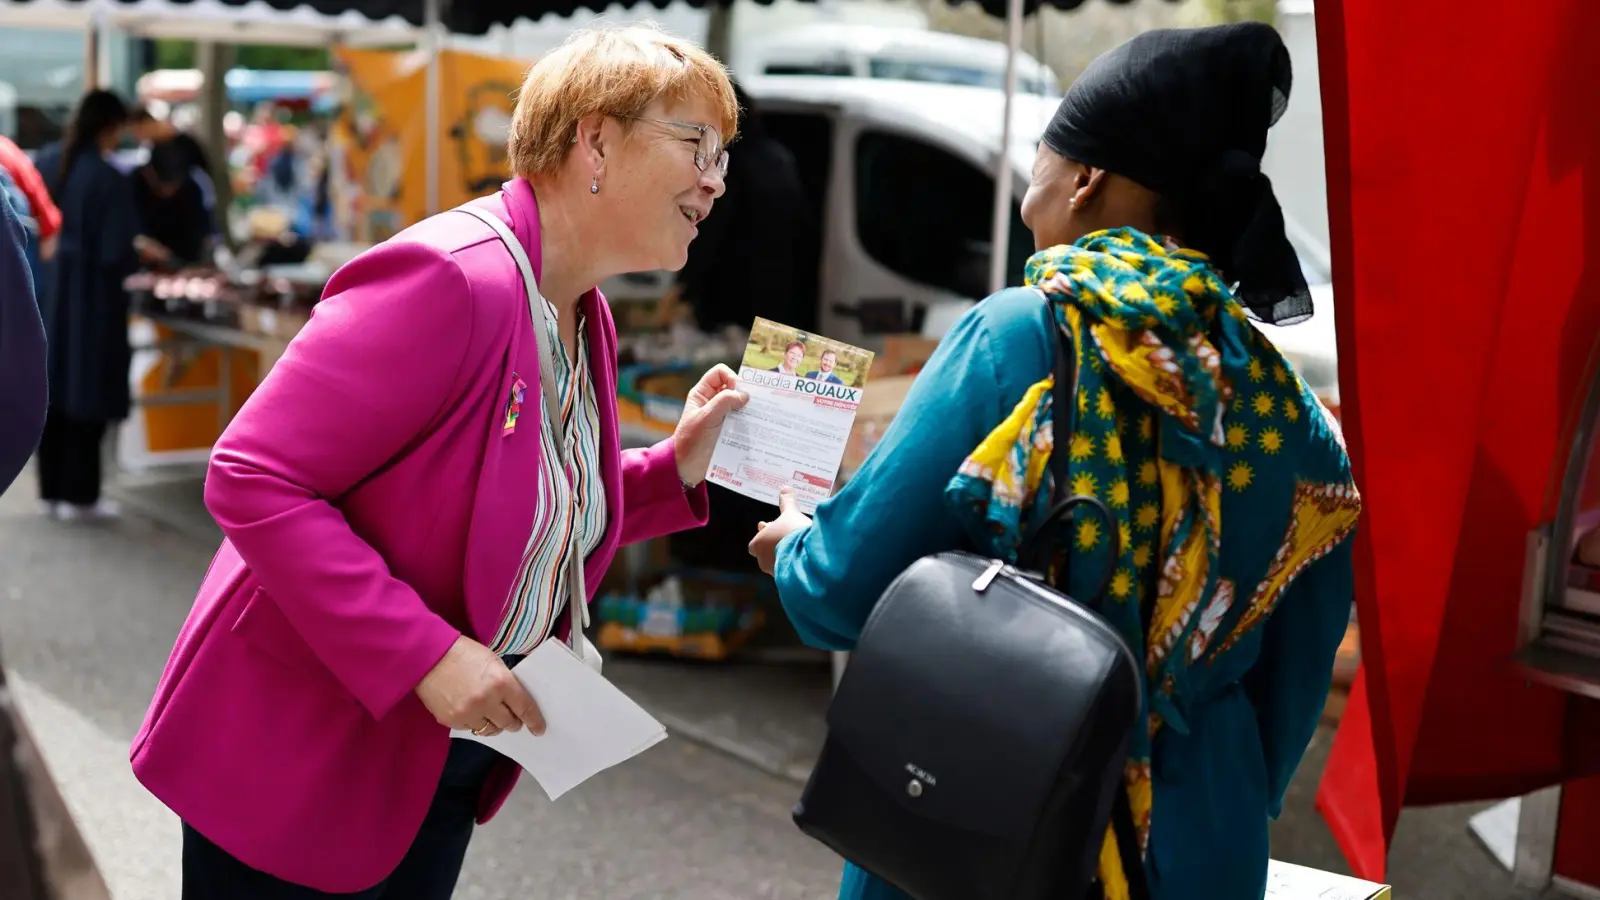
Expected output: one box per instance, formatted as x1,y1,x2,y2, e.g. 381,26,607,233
1042,22,1311,325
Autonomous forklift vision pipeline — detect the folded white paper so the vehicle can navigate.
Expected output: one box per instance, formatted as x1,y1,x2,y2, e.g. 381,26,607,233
1265,860,1390,900
449,640,667,800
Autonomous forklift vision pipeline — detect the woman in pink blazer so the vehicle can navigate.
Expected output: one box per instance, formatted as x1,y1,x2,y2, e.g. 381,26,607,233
132,25,746,898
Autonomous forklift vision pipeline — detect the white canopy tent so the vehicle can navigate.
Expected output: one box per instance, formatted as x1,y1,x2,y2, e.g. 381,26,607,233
6,0,451,210
5,0,420,47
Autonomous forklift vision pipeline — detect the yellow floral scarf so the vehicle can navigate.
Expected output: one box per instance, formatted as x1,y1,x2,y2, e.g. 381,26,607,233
945,228,1362,898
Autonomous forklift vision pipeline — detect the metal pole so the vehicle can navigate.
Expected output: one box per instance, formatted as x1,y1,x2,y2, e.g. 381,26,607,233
424,0,442,217
83,3,102,91
704,2,734,62
986,0,1026,295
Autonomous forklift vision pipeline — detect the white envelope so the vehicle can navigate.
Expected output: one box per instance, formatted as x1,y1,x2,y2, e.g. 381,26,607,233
450,639,667,800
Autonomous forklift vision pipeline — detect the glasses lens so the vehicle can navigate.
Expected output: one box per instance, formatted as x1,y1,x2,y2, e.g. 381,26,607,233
697,129,722,171
715,151,730,177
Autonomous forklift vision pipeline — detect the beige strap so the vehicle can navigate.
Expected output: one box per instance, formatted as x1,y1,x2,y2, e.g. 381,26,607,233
453,204,589,651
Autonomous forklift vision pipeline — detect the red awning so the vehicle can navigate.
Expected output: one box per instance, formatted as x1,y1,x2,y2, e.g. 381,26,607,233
1314,0,1600,880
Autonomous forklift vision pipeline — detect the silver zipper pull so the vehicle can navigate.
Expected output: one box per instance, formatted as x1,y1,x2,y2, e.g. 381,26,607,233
972,560,1006,593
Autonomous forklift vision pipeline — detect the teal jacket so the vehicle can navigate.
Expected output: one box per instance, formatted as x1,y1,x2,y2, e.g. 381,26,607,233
773,287,1355,900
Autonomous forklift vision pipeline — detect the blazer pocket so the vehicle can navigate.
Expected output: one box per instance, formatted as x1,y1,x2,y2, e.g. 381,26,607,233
231,586,352,700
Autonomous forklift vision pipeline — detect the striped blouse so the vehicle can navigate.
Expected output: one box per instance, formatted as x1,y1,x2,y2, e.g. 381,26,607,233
488,297,609,657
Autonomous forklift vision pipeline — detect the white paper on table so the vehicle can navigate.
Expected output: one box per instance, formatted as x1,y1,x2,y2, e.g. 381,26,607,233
449,639,667,801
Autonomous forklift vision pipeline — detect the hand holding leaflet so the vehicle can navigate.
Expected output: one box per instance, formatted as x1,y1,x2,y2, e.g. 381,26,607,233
707,317,876,512
449,639,666,801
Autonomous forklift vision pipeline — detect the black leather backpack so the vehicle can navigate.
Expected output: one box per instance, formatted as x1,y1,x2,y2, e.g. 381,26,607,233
792,303,1151,900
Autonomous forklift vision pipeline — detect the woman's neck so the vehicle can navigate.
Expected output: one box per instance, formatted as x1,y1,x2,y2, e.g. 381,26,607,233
525,175,608,318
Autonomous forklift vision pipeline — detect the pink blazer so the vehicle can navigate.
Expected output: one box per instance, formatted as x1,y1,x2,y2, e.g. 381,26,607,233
130,179,708,892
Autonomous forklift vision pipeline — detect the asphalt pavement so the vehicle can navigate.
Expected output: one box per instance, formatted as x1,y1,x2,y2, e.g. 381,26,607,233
0,458,1550,899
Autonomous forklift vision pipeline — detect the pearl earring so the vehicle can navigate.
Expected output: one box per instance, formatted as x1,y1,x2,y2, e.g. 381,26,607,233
590,177,599,195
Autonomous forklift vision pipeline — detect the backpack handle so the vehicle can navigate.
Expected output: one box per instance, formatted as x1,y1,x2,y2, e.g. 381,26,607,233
1017,493,1120,605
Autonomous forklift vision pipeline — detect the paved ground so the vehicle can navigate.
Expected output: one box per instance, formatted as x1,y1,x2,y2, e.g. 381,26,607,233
0,459,1551,899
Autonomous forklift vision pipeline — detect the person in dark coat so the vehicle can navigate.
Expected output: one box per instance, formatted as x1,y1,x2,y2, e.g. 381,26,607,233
667,81,811,333
132,139,213,268
37,89,140,519
0,167,48,492
661,81,813,574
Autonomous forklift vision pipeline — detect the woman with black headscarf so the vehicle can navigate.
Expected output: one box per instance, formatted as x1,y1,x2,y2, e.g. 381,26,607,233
749,23,1360,900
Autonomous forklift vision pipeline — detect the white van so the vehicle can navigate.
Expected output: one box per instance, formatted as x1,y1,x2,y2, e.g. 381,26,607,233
734,25,1063,97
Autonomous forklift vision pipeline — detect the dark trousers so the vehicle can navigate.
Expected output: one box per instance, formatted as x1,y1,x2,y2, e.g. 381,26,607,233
36,410,106,506
181,739,504,899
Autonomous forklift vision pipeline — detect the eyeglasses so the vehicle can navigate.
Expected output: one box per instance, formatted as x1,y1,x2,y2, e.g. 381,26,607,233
619,115,730,177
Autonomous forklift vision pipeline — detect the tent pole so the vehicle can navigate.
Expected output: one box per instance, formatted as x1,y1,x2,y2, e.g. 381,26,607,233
424,0,442,216
83,1,102,91
987,0,1025,295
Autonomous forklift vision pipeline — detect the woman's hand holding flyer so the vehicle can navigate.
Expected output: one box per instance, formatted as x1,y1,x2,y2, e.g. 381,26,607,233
706,317,875,513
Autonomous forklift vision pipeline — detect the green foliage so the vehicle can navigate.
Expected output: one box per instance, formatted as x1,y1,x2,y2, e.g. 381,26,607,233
1180,0,1278,26
152,39,330,72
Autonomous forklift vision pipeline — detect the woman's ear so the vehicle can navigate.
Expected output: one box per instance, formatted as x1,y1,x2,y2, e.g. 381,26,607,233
1076,167,1111,208
573,113,608,181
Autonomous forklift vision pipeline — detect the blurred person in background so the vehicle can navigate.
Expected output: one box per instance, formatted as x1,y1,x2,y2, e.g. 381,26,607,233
128,106,219,235
748,23,1359,900
131,24,746,899
167,130,220,234
657,81,808,333
661,81,810,576
132,139,213,269
0,165,47,491
126,105,174,148
36,89,147,521
113,105,171,175
0,133,62,292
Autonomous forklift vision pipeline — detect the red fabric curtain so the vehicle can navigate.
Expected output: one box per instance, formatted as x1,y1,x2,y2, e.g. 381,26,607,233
1313,0,1600,881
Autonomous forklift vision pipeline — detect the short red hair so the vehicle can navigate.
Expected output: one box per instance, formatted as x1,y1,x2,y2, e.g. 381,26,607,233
508,23,739,178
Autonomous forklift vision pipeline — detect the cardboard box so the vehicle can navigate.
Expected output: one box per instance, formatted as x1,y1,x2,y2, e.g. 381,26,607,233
840,374,917,481
869,335,941,380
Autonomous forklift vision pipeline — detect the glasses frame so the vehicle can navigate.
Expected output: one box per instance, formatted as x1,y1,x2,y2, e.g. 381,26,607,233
618,114,730,176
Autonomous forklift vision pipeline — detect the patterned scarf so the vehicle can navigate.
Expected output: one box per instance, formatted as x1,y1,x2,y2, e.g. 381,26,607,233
945,227,1360,899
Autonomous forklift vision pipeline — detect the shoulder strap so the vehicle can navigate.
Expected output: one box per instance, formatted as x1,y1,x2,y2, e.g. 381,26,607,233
454,205,565,446
1040,295,1150,900
451,204,589,646
1047,297,1078,507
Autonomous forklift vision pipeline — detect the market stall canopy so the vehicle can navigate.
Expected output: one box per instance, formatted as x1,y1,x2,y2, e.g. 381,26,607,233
6,0,1154,36
1313,0,1600,882
5,0,418,45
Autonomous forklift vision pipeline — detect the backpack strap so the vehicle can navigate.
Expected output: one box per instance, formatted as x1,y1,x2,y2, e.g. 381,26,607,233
1039,295,1152,900
1047,295,1076,508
